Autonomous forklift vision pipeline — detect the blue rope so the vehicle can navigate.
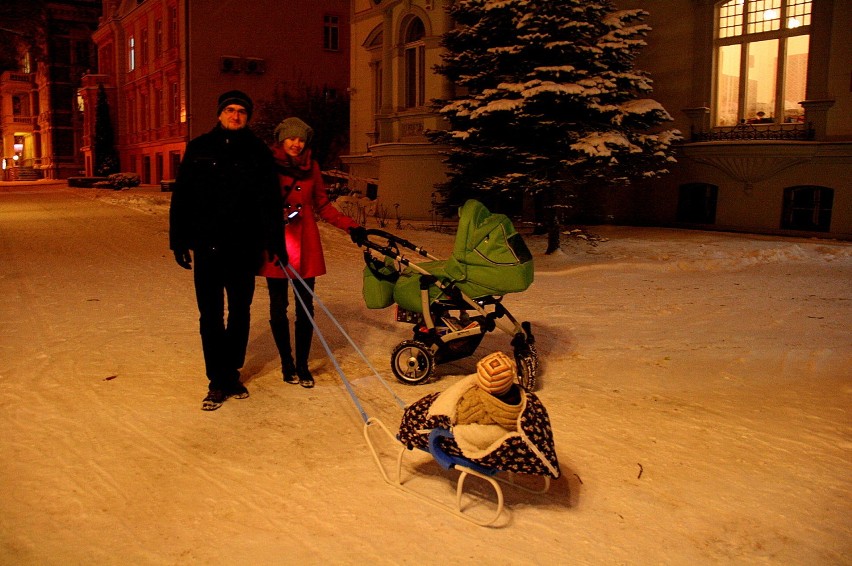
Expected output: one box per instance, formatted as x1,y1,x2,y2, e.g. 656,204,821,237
277,260,406,423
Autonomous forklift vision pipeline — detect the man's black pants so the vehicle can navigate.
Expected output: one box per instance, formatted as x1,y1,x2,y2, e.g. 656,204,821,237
193,247,255,390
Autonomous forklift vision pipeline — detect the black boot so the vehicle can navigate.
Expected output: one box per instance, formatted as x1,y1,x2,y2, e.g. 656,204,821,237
294,317,314,388
271,319,299,384
296,363,314,388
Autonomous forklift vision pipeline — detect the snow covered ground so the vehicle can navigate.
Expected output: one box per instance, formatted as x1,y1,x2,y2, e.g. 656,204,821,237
1,183,849,565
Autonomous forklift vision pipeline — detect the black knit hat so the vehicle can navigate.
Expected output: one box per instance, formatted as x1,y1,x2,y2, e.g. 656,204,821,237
217,90,253,119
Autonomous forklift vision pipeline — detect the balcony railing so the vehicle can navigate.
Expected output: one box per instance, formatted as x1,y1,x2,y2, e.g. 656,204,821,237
692,122,814,142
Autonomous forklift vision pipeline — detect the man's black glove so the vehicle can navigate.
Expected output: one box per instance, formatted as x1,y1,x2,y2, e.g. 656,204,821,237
349,226,368,246
174,249,192,270
268,246,288,268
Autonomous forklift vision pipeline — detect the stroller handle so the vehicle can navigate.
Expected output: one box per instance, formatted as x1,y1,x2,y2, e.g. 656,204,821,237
361,228,437,261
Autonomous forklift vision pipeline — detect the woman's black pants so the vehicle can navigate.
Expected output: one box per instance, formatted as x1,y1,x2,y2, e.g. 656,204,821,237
267,276,316,369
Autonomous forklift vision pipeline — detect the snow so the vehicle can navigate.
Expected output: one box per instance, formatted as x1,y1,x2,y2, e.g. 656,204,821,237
1,183,850,564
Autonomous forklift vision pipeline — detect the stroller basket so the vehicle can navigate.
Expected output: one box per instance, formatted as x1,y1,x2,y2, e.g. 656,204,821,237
358,200,539,389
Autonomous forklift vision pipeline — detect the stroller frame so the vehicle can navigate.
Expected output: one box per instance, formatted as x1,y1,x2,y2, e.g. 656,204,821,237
361,228,538,389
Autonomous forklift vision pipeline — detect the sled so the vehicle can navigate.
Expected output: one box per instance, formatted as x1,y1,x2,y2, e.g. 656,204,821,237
362,369,559,527
363,417,552,527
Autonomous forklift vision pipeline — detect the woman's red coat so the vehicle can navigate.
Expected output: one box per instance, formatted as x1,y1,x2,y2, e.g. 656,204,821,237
258,155,358,279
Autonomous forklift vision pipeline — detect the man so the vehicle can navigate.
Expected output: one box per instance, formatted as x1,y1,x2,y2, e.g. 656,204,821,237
170,90,284,410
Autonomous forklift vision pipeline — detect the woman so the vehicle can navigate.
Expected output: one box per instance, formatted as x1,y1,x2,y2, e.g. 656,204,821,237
259,117,366,388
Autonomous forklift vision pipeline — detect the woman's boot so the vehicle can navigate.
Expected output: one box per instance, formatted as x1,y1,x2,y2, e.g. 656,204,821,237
294,318,314,388
270,319,298,384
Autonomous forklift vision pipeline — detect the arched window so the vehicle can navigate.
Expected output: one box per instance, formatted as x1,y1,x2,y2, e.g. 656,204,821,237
366,28,383,113
781,185,833,231
714,0,811,126
403,17,425,109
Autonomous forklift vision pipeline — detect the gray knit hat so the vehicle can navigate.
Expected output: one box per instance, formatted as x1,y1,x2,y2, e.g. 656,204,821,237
274,117,313,144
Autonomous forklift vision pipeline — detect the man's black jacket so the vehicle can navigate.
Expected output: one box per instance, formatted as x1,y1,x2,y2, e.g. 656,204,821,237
169,124,283,268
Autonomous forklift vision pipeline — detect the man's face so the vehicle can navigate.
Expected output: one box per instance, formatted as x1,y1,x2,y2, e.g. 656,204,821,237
218,104,248,130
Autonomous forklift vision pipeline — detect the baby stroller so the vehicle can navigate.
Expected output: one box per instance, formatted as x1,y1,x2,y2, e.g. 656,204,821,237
359,199,539,389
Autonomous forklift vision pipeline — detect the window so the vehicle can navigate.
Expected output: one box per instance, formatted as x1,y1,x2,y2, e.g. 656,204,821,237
128,36,136,71
373,61,383,113
53,38,71,65
21,51,32,74
155,20,163,57
715,0,810,126
141,28,148,66
99,44,113,75
169,6,178,49
403,18,426,109
677,183,718,224
324,15,340,51
74,40,90,68
366,28,384,114
170,82,180,123
154,87,162,129
169,150,181,178
781,185,832,231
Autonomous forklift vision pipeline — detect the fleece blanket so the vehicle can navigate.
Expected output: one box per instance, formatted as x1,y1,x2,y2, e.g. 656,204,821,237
397,376,560,478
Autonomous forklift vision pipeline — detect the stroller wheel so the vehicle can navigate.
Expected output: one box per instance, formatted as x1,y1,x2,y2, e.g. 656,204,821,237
391,340,436,385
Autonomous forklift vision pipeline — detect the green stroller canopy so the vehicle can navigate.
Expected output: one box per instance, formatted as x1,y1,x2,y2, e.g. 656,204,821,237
392,200,534,312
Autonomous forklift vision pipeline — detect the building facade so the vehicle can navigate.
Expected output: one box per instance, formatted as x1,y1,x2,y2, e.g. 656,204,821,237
343,0,851,239
80,0,350,183
0,0,101,180
343,0,454,220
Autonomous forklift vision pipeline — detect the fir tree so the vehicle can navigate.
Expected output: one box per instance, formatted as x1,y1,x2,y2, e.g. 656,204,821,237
94,83,119,176
428,0,680,253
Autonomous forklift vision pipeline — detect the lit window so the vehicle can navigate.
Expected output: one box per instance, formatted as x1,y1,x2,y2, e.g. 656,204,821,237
403,18,425,109
714,0,810,126
128,36,136,71
324,15,340,51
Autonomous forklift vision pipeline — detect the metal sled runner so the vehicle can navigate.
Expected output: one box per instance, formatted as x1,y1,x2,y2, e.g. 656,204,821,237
363,416,553,527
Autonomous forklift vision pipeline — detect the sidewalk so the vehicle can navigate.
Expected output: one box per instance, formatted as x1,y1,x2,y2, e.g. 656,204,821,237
0,179,69,192
0,180,165,193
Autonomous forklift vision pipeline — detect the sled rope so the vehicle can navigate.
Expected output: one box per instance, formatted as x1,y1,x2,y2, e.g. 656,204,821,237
278,261,407,422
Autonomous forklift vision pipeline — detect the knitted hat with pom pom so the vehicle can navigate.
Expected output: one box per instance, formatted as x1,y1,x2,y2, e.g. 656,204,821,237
475,351,516,395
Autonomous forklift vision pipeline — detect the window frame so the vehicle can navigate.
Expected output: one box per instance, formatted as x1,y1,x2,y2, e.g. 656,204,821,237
402,17,426,109
323,14,340,51
713,0,811,126
155,19,163,58
128,35,136,71
781,185,833,232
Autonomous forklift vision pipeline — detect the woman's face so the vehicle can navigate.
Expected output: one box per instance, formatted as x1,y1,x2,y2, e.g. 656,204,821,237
282,137,305,157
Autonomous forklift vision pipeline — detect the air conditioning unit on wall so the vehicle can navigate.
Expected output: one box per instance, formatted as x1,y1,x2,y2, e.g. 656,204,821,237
244,58,266,75
220,56,242,73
